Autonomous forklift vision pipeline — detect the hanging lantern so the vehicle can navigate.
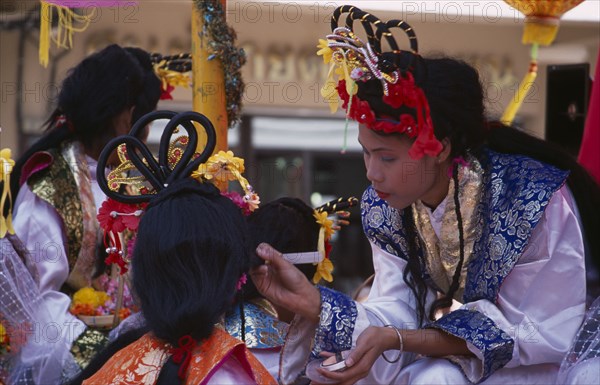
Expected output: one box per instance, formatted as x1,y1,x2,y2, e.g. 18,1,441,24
501,0,586,125
505,0,585,46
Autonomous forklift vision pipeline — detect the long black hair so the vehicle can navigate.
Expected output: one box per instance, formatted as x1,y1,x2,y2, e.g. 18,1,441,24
131,178,250,384
10,44,161,197
361,56,600,323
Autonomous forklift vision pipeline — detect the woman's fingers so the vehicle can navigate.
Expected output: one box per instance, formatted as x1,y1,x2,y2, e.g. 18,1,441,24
316,363,369,385
256,242,289,268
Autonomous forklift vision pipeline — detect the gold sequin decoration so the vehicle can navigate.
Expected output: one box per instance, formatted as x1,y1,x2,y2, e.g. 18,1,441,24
70,328,109,369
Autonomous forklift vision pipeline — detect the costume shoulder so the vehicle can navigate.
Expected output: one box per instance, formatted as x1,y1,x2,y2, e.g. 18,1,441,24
465,148,569,302
23,148,78,204
82,333,168,384
481,148,569,210
20,149,56,187
19,147,83,272
83,329,276,385
225,299,287,349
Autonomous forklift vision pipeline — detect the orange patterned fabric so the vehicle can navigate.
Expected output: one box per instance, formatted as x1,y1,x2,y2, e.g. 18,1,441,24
83,328,276,385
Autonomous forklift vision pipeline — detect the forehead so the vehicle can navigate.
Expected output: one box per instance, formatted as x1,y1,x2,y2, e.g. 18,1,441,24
357,125,412,150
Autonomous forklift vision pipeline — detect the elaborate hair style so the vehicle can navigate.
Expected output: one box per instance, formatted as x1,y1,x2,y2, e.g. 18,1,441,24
124,47,162,124
320,5,442,158
133,178,249,345
96,110,253,384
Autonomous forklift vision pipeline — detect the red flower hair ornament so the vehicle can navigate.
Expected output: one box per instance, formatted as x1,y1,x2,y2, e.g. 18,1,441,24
97,198,146,274
318,6,443,159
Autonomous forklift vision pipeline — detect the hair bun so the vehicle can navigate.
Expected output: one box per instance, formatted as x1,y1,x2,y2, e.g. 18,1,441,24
147,178,220,210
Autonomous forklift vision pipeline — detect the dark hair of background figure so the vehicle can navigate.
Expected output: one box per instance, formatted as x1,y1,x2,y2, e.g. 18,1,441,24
10,44,161,198
242,197,321,301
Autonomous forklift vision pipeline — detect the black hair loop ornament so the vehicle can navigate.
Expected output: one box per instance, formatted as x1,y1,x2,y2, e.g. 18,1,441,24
317,5,443,158
97,110,217,204
330,5,419,73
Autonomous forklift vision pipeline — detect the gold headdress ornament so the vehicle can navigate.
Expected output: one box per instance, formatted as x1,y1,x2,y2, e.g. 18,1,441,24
312,196,358,283
317,5,442,158
0,148,15,237
96,110,259,275
150,53,193,100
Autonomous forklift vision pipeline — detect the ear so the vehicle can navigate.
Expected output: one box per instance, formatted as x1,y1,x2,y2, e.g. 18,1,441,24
436,138,452,164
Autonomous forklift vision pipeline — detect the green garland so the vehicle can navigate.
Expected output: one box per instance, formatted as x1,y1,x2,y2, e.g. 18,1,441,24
193,0,246,128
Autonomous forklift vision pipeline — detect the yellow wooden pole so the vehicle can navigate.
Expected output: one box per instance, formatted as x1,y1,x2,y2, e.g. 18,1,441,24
192,0,228,153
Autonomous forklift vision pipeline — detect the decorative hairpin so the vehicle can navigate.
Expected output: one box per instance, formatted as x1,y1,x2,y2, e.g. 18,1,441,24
311,196,358,283
0,148,15,238
151,53,192,100
96,110,259,275
317,5,442,159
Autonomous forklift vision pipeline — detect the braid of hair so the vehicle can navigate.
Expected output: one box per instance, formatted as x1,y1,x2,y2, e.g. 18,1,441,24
239,293,246,344
401,206,428,325
429,167,465,320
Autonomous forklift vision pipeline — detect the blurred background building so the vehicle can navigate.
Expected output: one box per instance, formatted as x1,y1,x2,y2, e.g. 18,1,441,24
1,0,598,293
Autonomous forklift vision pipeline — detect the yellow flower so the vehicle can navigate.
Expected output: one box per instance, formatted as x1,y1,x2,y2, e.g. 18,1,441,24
313,257,334,283
335,60,357,96
193,150,244,182
96,291,110,306
313,211,334,239
321,76,340,114
317,39,333,64
72,287,108,308
0,322,8,346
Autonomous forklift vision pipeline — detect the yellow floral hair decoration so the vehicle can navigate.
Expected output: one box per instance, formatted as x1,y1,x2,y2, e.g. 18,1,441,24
311,196,358,284
191,150,260,214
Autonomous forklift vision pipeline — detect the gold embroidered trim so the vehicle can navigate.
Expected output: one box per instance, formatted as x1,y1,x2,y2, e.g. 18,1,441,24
412,156,484,300
28,142,99,290
29,147,83,272
62,142,99,290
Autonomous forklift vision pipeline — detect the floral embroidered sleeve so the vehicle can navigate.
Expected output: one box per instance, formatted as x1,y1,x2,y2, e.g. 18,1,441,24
426,309,514,383
312,286,358,357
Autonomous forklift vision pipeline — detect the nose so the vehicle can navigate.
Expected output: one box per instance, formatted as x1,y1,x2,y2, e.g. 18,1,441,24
365,158,383,184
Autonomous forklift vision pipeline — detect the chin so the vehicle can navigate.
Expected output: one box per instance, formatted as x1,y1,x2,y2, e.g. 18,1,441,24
386,198,410,211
